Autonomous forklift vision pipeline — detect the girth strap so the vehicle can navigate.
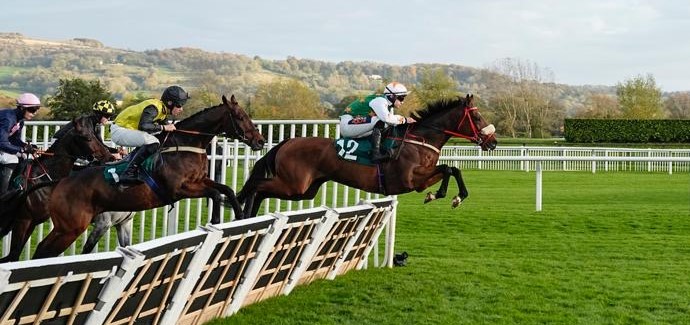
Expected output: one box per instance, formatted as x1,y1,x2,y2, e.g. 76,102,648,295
159,146,207,154
402,139,441,154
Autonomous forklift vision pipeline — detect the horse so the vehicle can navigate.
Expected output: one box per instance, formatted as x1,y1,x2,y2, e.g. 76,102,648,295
29,95,265,259
0,116,116,262
81,211,134,254
238,94,497,219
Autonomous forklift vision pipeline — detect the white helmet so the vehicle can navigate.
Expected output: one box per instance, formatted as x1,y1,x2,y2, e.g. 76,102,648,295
384,82,408,103
384,82,408,96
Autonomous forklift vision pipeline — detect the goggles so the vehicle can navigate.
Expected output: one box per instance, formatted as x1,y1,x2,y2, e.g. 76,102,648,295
24,106,40,113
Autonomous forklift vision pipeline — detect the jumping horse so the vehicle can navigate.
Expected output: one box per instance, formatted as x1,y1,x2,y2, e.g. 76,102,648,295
29,95,264,259
0,116,115,262
238,94,497,219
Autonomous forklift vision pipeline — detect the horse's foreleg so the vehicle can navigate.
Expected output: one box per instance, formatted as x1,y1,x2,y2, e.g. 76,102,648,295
0,218,38,262
33,228,83,259
81,223,108,254
420,166,450,204
205,179,242,223
449,166,468,208
432,165,453,201
241,192,256,219
249,193,264,219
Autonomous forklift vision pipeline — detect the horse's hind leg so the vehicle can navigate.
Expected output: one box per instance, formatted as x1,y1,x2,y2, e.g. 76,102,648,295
114,212,134,248
115,217,133,248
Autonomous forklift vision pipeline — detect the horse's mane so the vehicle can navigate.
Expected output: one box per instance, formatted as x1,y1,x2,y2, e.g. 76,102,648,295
413,96,468,121
174,103,223,129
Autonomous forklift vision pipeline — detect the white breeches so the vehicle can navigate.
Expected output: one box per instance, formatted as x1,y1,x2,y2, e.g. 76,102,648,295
339,115,381,138
110,123,159,147
0,151,18,164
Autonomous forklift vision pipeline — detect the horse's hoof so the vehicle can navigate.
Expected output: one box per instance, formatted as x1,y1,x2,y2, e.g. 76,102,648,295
424,192,436,204
451,196,462,208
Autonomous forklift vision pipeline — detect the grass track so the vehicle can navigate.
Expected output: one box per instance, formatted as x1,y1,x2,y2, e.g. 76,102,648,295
209,170,690,325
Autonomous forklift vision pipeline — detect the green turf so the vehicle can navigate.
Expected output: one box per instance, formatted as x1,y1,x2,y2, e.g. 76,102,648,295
207,170,690,325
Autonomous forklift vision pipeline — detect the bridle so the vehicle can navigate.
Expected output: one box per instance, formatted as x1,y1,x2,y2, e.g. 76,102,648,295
172,112,248,142
412,105,494,146
441,106,495,146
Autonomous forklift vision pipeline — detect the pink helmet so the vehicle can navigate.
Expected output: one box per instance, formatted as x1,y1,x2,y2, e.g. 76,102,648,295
16,93,41,107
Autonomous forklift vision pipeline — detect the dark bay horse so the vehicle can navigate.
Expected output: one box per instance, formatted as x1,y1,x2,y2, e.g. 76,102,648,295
30,95,264,259
0,116,115,262
238,94,497,219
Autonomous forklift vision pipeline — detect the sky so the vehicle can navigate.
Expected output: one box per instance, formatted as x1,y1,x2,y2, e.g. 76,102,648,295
3,0,690,92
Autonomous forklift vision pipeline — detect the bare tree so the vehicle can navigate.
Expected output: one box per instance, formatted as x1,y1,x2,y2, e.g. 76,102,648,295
664,92,690,119
576,93,620,118
485,58,558,137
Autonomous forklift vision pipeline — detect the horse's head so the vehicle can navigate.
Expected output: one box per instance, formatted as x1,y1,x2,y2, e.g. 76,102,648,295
455,94,497,150
221,94,265,151
414,94,497,151
60,116,115,162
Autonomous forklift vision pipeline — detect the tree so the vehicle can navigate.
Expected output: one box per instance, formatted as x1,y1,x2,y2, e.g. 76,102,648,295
484,58,559,137
47,78,114,120
616,74,663,119
251,79,326,119
664,92,690,119
413,68,460,106
577,93,620,118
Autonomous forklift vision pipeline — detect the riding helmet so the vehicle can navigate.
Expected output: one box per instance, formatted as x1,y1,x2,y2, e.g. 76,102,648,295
16,93,41,108
161,85,189,108
92,100,115,117
384,82,408,102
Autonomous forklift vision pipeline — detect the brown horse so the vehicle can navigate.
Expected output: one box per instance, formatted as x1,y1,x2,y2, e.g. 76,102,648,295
0,116,115,262
29,95,265,259
238,94,497,219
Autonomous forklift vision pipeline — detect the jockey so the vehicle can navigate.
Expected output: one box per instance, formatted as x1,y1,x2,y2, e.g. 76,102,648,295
0,93,41,194
53,100,122,162
110,85,188,184
339,82,415,162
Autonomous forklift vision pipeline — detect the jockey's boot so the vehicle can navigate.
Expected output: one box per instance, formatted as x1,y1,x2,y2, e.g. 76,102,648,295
0,165,15,195
370,126,391,162
120,143,159,184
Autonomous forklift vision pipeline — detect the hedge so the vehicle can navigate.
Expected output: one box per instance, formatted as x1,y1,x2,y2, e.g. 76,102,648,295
564,119,690,143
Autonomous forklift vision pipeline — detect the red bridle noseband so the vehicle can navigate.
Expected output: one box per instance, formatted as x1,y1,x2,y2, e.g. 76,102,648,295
442,106,484,143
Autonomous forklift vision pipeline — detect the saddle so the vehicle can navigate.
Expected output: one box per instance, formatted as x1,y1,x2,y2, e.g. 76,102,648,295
102,153,157,185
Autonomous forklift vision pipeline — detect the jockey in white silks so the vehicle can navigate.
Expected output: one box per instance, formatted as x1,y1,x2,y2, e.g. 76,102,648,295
339,82,416,162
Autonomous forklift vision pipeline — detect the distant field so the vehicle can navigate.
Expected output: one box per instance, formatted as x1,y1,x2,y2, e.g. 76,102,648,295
209,170,690,324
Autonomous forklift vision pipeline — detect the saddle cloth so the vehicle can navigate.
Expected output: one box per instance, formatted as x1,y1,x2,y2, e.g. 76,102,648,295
333,137,397,165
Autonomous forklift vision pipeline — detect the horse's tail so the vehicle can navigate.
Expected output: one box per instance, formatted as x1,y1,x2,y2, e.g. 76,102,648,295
237,139,288,202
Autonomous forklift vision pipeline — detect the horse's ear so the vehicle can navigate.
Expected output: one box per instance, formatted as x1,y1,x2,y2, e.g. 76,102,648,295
466,93,474,105
72,117,83,132
230,94,238,105
222,95,228,105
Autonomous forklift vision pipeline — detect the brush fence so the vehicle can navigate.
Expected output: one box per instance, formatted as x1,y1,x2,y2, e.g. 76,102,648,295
0,197,396,325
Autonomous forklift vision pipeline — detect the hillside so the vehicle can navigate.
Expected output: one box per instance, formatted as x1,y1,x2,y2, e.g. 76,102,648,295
0,32,613,116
